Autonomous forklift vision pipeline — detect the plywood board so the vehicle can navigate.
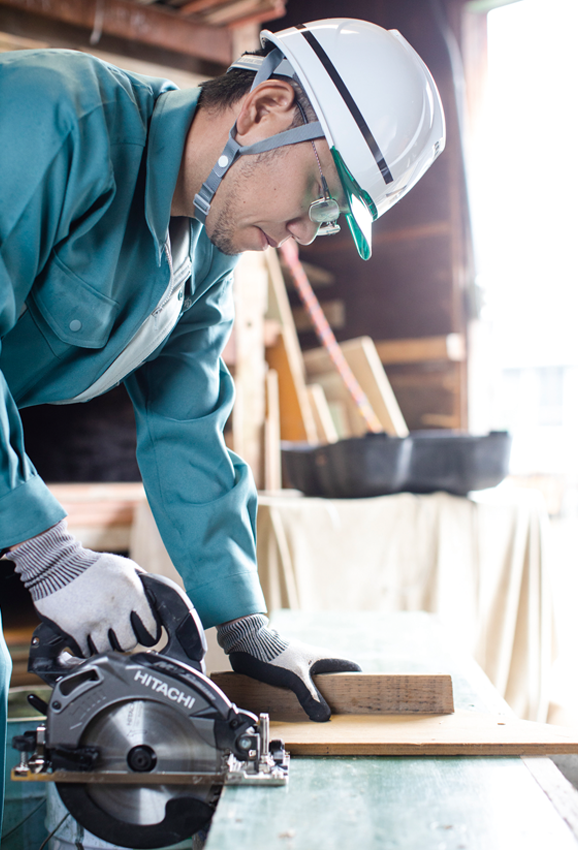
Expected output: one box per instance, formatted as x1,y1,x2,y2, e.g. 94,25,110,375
303,337,408,437
231,251,268,488
306,384,339,445
264,249,317,443
210,672,454,720
313,372,366,438
46,483,145,551
341,337,408,437
263,369,282,491
269,712,578,756
375,334,466,364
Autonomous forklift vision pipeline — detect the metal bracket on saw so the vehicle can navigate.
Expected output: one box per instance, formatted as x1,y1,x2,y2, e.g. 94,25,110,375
12,714,289,788
224,714,289,786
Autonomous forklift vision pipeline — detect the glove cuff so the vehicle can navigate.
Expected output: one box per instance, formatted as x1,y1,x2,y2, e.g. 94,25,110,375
11,520,98,602
217,614,288,662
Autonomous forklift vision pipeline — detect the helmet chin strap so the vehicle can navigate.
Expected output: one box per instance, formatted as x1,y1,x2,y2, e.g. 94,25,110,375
193,48,325,224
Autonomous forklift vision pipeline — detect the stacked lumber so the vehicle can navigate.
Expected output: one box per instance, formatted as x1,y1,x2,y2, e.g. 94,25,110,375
46,483,145,551
226,249,414,489
302,336,408,441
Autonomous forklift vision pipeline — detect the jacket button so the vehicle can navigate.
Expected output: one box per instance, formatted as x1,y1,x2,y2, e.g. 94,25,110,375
69,319,82,332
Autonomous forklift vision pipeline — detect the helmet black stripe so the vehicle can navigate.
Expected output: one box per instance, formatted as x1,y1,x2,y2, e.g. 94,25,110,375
296,24,394,185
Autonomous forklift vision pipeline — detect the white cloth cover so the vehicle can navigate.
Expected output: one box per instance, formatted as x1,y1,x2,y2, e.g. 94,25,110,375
255,488,553,723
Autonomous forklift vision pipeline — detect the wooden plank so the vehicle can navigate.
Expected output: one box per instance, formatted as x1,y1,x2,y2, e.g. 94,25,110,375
522,757,578,838
262,318,281,348
341,337,408,437
0,0,233,65
178,0,233,14
0,30,49,50
45,483,145,551
306,384,338,445
375,334,466,364
210,672,454,719
47,482,145,504
230,21,260,60
263,369,281,491
230,252,268,488
270,712,577,757
308,371,362,438
264,249,317,444
385,360,465,430
303,336,408,437
193,0,286,27
421,412,461,428
280,241,383,436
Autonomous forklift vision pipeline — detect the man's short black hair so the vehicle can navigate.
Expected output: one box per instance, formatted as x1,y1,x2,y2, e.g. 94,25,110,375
198,43,316,127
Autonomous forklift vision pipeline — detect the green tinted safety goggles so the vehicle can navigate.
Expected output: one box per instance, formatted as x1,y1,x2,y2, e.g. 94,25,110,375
332,147,377,261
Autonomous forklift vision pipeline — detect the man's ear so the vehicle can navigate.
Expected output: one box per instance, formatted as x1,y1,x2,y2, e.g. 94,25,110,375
235,80,296,142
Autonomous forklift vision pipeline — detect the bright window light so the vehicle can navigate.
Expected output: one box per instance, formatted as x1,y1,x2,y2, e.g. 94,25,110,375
469,0,579,481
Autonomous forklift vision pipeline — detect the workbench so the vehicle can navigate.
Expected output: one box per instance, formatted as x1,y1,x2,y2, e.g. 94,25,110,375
204,611,577,850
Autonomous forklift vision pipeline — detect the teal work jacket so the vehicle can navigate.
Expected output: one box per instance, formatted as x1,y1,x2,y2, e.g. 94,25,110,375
0,49,266,628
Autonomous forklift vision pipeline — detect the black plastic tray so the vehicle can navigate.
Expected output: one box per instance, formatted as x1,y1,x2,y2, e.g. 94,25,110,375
281,431,512,498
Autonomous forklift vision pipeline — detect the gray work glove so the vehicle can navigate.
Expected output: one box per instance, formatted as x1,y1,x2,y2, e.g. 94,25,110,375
217,614,361,722
10,520,160,657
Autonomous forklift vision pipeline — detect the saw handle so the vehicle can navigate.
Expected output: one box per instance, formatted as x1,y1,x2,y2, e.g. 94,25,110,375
139,573,207,670
28,573,207,685
27,621,85,686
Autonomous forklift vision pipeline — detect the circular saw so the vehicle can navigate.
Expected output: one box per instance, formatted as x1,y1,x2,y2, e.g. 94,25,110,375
12,574,289,849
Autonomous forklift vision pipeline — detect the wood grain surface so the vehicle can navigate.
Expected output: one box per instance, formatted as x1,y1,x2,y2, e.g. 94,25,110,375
269,711,578,756
210,671,455,719
204,612,577,850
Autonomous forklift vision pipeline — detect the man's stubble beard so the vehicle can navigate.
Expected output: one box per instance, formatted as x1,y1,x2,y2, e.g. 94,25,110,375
205,150,283,256
208,197,239,256
206,158,257,256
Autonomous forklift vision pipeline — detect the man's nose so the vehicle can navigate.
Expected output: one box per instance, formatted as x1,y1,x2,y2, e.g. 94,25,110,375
286,215,319,246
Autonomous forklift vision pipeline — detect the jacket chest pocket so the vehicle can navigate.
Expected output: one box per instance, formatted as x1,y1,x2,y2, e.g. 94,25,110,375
30,252,121,349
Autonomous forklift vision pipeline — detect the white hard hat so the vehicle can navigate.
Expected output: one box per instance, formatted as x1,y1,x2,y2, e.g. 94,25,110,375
194,18,445,260
262,19,446,259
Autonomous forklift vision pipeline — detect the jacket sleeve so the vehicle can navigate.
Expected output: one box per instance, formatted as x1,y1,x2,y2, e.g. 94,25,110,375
124,270,267,629
0,57,93,545
0,50,162,546
1,144,67,546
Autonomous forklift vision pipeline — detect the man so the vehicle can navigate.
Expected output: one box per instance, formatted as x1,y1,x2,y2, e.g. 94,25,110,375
0,16,445,823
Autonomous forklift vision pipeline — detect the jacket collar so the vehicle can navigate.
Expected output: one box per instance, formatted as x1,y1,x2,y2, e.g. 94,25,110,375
145,87,201,263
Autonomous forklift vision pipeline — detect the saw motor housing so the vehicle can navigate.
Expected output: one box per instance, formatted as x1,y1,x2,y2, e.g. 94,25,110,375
13,574,289,849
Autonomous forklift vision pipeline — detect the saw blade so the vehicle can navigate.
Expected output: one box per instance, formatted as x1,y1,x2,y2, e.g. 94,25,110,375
57,698,223,848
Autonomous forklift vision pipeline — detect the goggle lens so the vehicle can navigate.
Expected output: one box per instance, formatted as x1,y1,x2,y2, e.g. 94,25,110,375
309,197,340,223
309,196,341,235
